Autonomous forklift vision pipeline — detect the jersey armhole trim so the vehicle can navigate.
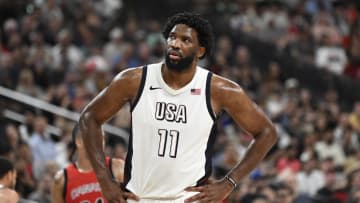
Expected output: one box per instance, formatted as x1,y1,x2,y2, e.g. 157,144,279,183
63,169,67,199
206,72,216,121
130,65,148,112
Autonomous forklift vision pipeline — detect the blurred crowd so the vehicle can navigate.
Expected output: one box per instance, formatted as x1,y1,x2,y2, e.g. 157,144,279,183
225,0,360,79
0,0,360,203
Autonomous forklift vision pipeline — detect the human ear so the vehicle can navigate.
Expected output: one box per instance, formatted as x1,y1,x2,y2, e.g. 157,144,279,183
197,46,206,58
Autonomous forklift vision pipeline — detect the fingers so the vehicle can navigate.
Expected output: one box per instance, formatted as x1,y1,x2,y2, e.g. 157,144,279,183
109,199,126,203
184,192,206,203
184,193,217,203
184,186,205,192
184,185,222,203
123,192,140,201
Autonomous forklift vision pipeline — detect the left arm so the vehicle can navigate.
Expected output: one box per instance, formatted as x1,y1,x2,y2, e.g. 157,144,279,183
185,74,277,202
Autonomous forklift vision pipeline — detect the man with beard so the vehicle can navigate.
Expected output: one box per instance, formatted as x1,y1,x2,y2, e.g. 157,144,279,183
79,12,277,203
0,157,19,203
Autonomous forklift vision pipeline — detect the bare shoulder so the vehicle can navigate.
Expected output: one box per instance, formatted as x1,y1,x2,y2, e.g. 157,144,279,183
210,73,244,93
210,73,246,111
7,189,19,199
0,189,19,203
109,67,145,100
113,67,143,82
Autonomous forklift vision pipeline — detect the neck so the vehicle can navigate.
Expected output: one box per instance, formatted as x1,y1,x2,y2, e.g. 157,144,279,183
76,151,93,172
162,62,197,89
0,180,8,189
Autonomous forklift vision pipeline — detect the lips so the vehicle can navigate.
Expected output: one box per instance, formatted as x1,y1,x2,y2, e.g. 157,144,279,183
168,50,182,60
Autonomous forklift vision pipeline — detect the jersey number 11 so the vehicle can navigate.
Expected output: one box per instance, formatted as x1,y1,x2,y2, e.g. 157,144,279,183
157,129,179,158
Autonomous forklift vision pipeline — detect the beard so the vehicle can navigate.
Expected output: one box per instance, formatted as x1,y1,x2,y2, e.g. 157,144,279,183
165,51,195,72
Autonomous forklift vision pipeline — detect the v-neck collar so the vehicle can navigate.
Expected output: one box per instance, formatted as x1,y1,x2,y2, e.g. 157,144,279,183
157,62,197,96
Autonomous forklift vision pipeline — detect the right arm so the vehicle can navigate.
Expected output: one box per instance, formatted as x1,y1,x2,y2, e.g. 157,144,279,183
51,170,65,203
79,67,142,202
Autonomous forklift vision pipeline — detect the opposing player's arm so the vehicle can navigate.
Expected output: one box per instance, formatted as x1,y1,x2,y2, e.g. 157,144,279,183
111,158,125,182
79,67,142,201
211,74,277,185
51,170,65,203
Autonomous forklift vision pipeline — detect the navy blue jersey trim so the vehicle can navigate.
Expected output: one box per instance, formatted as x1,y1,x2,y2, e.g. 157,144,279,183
206,72,216,121
130,65,148,112
123,124,133,187
196,124,217,186
63,169,67,199
109,158,115,179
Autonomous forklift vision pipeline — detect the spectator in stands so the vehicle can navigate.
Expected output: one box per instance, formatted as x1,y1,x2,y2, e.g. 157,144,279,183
16,69,43,98
276,145,301,174
28,115,58,180
28,172,51,203
15,142,36,197
348,188,360,203
315,33,348,75
241,193,270,203
312,10,342,45
5,124,19,150
348,166,360,195
1,1,360,202
296,155,325,197
0,138,15,162
274,183,296,203
103,27,126,67
285,25,316,65
315,129,346,166
112,142,127,160
345,27,360,80
50,29,83,83
349,101,360,133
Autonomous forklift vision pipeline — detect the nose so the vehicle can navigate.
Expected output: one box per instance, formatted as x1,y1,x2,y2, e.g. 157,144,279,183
169,38,180,49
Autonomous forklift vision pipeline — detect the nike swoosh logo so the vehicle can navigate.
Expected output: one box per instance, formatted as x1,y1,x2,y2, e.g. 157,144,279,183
149,86,162,90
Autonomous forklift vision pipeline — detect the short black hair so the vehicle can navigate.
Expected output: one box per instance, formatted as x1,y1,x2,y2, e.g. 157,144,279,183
162,12,214,59
72,123,80,143
0,157,14,179
70,123,80,161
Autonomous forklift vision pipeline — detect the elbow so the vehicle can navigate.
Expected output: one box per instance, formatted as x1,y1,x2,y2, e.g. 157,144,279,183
79,110,97,137
267,124,277,146
79,110,91,127
79,109,91,123
253,124,277,147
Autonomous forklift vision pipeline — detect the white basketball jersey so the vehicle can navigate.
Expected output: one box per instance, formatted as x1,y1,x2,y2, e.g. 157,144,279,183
124,62,217,200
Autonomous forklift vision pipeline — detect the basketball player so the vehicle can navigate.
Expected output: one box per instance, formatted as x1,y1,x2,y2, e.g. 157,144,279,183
0,157,19,203
51,124,124,203
79,12,277,203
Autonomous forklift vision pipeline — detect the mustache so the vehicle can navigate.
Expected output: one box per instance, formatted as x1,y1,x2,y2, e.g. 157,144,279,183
167,49,182,57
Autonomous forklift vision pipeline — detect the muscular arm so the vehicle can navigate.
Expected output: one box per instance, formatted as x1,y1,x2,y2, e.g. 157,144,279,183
184,74,277,203
211,74,277,186
79,68,142,189
51,170,65,203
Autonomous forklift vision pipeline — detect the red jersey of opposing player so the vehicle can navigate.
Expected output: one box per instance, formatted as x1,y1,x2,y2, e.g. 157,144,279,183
64,157,113,203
